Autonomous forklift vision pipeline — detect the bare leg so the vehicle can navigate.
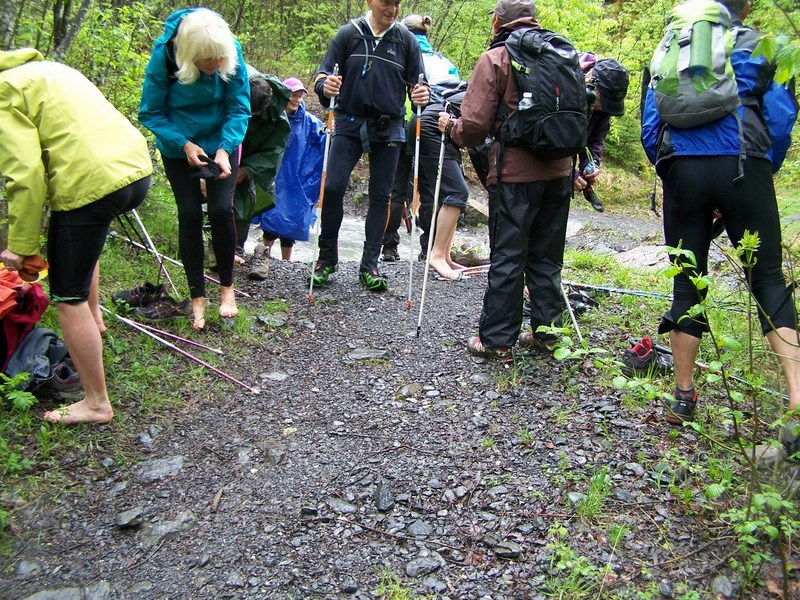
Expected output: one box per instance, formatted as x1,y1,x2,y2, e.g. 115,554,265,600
428,206,463,280
43,301,113,425
219,285,238,318
281,246,292,261
766,327,800,411
192,296,206,331
670,330,701,391
88,263,106,334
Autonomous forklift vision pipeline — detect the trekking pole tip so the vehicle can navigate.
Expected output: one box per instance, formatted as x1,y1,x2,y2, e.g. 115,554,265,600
306,293,314,303
406,299,412,309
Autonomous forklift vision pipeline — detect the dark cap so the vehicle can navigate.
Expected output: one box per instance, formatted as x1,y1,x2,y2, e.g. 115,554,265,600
488,0,537,25
591,59,629,116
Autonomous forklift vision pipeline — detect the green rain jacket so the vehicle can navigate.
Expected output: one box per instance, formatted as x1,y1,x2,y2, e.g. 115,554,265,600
234,72,291,222
0,48,153,256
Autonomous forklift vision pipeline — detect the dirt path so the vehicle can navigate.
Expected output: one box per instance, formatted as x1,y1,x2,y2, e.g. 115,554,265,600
5,199,757,599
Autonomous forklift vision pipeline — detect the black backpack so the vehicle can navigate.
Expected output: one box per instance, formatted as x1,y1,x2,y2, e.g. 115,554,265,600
498,28,590,161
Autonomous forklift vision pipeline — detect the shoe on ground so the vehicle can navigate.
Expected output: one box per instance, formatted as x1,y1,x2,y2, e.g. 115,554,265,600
45,360,83,401
467,336,512,360
248,243,270,280
111,282,166,308
308,263,337,287
518,331,557,354
665,387,698,425
381,246,400,262
133,297,192,322
780,419,800,459
585,190,605,213
622,337,673,377
358,269,388,292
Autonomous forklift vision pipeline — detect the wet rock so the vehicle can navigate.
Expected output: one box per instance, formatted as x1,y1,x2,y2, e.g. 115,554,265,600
374,479,395,512
397,383,422,398
409,519,433,538
127,582,154,594
493,540,523,559
327,497,358,514
101,457,114,469
658,578,672,597
23,582,112,600
300,505,319,516
132,455,184,482
567,492,585,506
711,575,735,598
107,481,127,498
346,348,389,360
405,553,444,577
266,448,285,465
257,313,287,328
341,581,359,593
138,511,196,545
16,560,41,579
226,571,246,588
754,444,783,470
261,371,290,382
422,576,448,592
624,462,645,477
115,506,144,529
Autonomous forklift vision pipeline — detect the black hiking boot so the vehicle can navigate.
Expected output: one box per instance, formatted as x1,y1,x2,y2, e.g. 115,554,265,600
666,386,698,425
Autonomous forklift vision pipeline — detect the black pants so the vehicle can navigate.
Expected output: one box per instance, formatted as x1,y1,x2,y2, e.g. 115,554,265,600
162,156,238,298
659,155,795,337
318,133,401,272
49,176,151,303
480,177,571,348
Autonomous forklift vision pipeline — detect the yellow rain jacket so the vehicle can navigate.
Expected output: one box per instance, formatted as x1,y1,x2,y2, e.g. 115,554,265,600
0,48,153,256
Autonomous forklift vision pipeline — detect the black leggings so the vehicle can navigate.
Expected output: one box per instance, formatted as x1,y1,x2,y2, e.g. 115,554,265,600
318,133,401,272
162,156,238,298
659,155,795,337
49,176,151,303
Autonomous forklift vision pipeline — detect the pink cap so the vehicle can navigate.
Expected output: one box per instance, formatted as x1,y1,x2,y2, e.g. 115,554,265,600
282,77,308,93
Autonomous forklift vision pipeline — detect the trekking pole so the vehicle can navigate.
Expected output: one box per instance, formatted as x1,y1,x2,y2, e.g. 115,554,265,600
307,64,339,302
406,73,425,309
101,306,258,393
416,108,449,337
131,320,224,355
130,209,179,298
561,283,583,345
108,232,251,298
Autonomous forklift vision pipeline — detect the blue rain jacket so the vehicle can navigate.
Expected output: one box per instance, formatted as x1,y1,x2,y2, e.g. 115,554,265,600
258,102,326,241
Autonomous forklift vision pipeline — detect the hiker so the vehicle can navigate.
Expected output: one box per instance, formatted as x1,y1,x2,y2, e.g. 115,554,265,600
380,13,460,264
254,76,326,276
231,70,291,281
573,54,630,213
437,0,575,358
0,48,153,424
310,0,430,292
413,88,472,280
641,0,800,431
139,8,250,330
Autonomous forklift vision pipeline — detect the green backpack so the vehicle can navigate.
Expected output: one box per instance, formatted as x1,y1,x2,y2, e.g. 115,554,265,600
649,0,740,128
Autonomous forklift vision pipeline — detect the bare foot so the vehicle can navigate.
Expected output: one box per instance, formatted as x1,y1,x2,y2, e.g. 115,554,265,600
192,297,206,331
234,255,245,265
219,286,238,318
429,257,463,281
43,399,113,425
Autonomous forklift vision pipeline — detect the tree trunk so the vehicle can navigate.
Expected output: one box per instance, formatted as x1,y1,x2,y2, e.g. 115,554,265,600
52,0,90,60
0,0,17,49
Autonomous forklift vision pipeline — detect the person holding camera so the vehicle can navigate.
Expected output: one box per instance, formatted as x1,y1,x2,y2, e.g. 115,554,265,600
572,55,630,213
310,0,429,292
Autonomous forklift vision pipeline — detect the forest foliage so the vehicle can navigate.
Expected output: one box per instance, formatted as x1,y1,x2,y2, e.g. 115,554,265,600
0,0,798,180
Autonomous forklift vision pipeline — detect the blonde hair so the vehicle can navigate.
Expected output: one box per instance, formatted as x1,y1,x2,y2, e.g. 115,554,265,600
401,14,432,34
174,9,239,84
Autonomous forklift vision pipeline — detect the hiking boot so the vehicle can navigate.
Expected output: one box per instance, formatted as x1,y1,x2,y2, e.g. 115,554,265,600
585,190,605,213
45,360,83,401
248,243,270,280
308,263,336,287
518,331,558,354
666,386,698,424
133,297,192,322
382,246,400,262
359,269,388,292
780,419,800,459
467,336,512,360
622,337,673,377
111,282,166,308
